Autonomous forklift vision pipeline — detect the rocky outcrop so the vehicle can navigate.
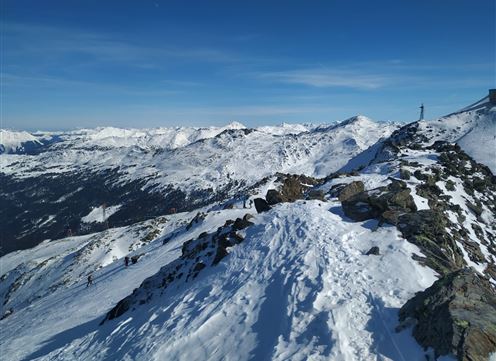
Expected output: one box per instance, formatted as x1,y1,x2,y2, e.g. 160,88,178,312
305,189,326,201
254,198,271,213
398,268,496,361
103,213,255,323
337,181,365,202
266,190,285,205
341,180,416,223
264,173,324,206
397,210,465,274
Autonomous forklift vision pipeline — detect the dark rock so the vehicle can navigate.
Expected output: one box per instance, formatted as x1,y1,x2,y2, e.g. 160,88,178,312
342,192,379,221
396,210,465,274
329,183,347,198
254,198,271,213
104,295,134,322
338,181,365,202
387,178,407,191
232,217,254,231
398,268,496,361
0,308,13,320
365,246,380,255
381,209,402,225
306,189,326,201
186,212,206,230
341,182,416,223
266,189,285,205
193,262,206,273
399,168,411,180
243,213,254,221
130,253,144,264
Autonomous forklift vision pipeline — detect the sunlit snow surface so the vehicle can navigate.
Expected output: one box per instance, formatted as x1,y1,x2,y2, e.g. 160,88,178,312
0,202,436,361
0,117,397,194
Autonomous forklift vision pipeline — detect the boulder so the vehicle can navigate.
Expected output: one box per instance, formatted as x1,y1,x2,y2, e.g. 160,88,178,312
342,193,379,221
365,246,380,255
329,183,347,198
306,189,326,201
266,189,285,205
254,198,271,213
338,181,365,202
398,268,496,361
232,217,254,231
341,183,417,223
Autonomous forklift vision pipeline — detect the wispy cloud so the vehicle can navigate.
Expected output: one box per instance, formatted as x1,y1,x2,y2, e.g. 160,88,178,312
254,59,491,90
256,68,394,89
4,22,242,68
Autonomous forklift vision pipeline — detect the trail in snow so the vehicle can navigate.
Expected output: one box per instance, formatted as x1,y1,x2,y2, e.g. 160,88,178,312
2,201,437,361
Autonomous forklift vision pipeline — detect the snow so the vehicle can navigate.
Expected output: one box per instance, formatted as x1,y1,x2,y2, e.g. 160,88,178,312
0,129,41,153
0,201,437,361
407,184,430,210
416,98,496,173
0,118,398,195
81,205,121,224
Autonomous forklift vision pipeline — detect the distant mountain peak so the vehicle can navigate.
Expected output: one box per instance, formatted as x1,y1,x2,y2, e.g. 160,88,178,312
224,121,246,129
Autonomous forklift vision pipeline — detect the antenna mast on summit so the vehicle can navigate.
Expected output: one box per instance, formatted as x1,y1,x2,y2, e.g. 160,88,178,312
419,103,425,120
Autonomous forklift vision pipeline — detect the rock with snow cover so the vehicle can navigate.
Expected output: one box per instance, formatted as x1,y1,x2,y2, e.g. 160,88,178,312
398,267,496,361
341,180,417,222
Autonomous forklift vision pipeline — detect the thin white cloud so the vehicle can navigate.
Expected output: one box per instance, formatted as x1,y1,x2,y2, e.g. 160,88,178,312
4,22,241,67
258,68,393,89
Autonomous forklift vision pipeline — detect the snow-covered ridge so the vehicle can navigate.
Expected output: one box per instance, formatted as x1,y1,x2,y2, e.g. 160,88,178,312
0,118,384,153
418,98,495,172
0,117,398,190
0,129,41,153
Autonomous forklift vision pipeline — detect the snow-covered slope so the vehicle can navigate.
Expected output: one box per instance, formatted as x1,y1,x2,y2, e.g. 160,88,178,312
415,96,496,172
0,199,438,361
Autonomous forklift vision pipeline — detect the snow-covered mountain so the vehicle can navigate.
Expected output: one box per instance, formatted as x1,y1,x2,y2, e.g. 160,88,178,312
1,95,495,361
0,117,396,255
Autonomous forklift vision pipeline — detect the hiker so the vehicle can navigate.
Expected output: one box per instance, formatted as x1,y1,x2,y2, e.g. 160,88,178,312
124,256,129,267
86,274,93,287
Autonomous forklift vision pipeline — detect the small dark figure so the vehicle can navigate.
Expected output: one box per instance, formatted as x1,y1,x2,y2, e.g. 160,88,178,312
124,256,129,267
86,274,93,287
131,255,138,264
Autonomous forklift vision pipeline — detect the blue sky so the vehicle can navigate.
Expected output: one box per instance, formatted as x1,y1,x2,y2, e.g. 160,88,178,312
2,0,495,130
